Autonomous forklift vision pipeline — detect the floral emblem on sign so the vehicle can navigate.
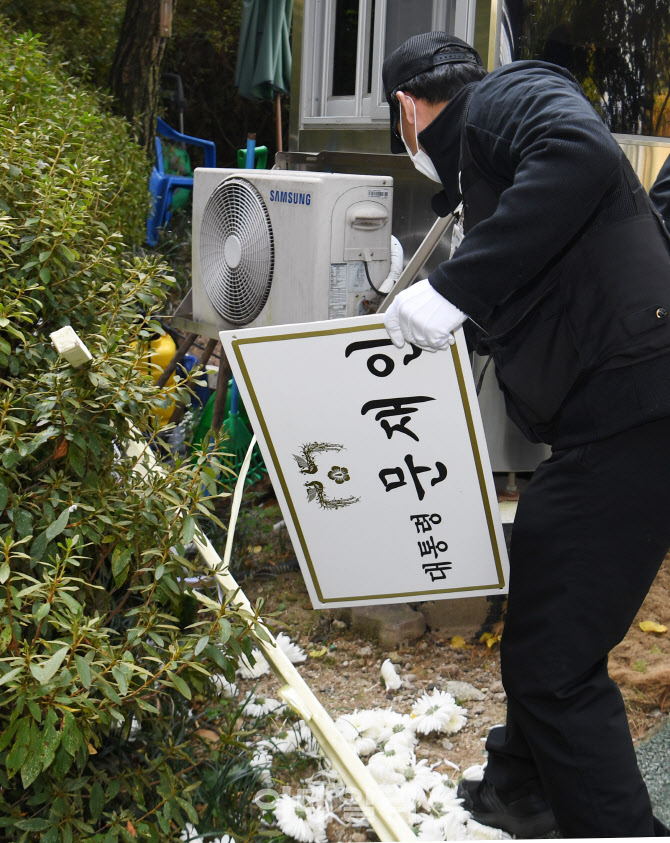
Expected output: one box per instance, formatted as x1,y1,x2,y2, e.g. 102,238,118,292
292,442,360,511
327,466,350,484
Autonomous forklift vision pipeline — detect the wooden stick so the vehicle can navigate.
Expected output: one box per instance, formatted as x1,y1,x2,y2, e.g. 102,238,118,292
155,331,197,388
211,354,232,430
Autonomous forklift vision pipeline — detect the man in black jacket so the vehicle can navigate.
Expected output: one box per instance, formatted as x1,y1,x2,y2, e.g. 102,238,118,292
383,32,670,838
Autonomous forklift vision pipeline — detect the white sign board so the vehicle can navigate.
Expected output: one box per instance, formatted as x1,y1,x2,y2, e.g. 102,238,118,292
220,316,508,609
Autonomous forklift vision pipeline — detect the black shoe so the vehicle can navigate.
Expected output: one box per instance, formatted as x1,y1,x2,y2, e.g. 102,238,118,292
457,777,558,838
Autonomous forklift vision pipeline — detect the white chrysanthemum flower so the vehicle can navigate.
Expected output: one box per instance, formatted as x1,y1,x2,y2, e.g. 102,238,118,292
417,817,447,840
250,749,274,786
367,756,406,786
268,728,301,754
237,649,270,678
410,689,467,735
398,778,429,812
274,794,316,842
466,818,512,839
428,782,463,814
294,720,321,756
398,761,443,811
210,674,238,698
376,710,414,744
179,824,203,842
351,708,393,744
380,658,402,690
367,745,414,785
385,729,418,752
335,711,381,756
276,632,307,663
372,745,414,771
462,763,486,782
241,694,284,718
441,809,470,840
305,806,328,843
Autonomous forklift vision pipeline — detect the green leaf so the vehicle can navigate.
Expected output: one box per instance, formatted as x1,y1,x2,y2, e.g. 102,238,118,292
15,818,51,832
73,654,91,689
176,796,199,825
219,618,232,645
195,635,209,656
2,449,19,470
14,509,32,538
35,602,51,622
30,645,69,685
58,244,77,263
0,482,8,512
45,507,70,542
0,665,23,686
6,717,30,779
39,709,60,771
90,781,104,821
111,665,128,697
111,547,131,587
167,671,191,700
69,446,85,478
21,720,42,787
182,515,196,545
60,711,81,757
0,717,20,752
30,530,47,562
0,626,13,653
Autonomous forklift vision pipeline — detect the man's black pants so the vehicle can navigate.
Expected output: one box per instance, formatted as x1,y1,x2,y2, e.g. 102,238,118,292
484,417,670,838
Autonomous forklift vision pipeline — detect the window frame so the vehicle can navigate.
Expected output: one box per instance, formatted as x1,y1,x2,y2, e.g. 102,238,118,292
301,0,477,128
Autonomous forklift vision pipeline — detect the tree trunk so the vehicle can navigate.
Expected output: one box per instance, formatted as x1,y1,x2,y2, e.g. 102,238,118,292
109,0,177,151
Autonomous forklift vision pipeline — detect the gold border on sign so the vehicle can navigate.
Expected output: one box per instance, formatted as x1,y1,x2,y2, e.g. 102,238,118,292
231,322,506,604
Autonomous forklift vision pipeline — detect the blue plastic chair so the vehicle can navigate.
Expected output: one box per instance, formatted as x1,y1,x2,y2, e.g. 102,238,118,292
146,117,216,247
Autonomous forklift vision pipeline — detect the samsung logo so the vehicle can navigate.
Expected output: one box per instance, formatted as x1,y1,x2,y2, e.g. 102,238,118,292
269,190,311,205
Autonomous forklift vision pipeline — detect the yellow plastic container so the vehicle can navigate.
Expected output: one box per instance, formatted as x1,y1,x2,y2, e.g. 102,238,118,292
137,333,178,425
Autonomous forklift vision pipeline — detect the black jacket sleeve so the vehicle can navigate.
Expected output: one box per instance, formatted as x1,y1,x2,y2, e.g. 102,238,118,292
649,156,670,233
428,67,622,327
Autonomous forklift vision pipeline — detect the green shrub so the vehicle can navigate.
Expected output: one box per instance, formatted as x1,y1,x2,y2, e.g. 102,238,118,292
0,0,125,89
0,29,265,842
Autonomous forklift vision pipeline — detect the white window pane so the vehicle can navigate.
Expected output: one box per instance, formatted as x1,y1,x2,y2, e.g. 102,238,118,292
384,0,435,56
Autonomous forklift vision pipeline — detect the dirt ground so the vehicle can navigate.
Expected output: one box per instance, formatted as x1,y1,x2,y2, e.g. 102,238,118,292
232,492,670,770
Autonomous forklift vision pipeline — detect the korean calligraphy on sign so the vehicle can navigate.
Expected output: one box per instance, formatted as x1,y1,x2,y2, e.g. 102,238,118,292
220,316,508,610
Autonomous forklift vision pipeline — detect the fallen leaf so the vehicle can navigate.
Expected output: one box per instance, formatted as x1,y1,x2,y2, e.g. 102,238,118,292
480,632,501,649
309,646,328,658
195,728,220,744
53,438,68,460
639,621,668,634
450,636,466,649
126,820,137,838
87,742,97,755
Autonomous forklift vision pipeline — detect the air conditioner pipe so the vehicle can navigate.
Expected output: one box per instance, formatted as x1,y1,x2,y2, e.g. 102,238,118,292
365,235,404,296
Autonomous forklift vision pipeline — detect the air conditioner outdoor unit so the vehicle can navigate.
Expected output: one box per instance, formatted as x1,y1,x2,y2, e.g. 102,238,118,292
191,168,394,336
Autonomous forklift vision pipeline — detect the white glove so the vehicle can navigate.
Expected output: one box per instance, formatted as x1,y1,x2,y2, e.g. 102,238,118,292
384,278,467,351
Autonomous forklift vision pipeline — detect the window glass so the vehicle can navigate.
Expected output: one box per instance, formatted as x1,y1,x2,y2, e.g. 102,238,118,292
504,0,670,137
384,0,439,57
333,0,360,96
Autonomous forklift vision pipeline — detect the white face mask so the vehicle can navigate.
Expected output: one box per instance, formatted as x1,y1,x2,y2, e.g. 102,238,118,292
400,96,442,183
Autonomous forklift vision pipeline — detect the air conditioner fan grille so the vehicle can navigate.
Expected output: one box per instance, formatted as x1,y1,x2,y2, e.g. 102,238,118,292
199,177,274,325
